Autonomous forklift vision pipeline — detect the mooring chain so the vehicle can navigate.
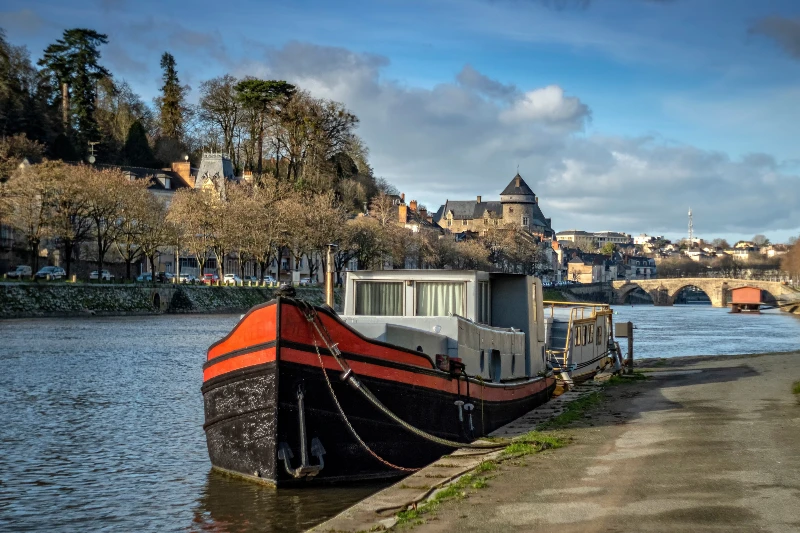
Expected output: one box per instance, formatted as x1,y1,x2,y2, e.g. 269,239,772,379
297,301,507,454
310,336,421,472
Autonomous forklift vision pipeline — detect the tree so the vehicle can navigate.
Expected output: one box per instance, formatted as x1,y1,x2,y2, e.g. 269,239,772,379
167,188,215,277
138,194,175,277
156,52,188,143
122,120,156,167
711,238,730,249
95,78,153,163
5,159,60,270
752,234,770,246
369,192,397,226
235,78,295,181
39,29,110,155
781,239,800,281
83,166,140,274
600,242,616,256
49,162,92,277
199,75,241,168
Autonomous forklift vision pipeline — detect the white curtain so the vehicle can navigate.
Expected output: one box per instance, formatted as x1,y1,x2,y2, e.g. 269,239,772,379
416,282,464,316
355,282,403,315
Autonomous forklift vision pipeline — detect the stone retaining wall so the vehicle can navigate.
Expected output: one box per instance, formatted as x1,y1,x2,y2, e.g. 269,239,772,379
0,282,335,319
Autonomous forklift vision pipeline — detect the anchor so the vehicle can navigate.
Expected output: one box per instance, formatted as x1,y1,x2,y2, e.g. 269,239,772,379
277,385,326,478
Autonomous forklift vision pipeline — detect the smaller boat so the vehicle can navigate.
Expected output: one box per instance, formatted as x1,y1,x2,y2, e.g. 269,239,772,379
544,301,616,386
729,286,764,313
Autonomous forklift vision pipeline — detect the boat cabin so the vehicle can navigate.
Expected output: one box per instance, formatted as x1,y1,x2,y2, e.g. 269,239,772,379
341,270,547,382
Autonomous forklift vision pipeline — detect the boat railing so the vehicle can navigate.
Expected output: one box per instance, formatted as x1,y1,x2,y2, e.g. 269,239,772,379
542,300,611,320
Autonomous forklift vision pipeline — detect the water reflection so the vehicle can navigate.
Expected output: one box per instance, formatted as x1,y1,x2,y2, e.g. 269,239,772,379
191,471,389,533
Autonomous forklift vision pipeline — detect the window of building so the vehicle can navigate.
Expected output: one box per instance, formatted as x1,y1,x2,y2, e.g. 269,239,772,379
415,282,464,316
484,218,488,225
355,281,403,316
493,219,498,226
462,219,467,226
509,207,514,213
447,219,452,227
522,216,529,226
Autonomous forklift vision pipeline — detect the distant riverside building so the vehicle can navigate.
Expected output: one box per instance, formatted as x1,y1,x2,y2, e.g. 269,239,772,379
557,230,632,249
634,233,663,246
432,173,554,239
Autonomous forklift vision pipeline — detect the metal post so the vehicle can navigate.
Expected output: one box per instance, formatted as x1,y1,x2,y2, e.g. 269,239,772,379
325,244,337,308
626,321,634,374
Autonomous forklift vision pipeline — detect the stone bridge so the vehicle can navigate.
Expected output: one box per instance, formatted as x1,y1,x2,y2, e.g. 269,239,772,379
611,278,797,308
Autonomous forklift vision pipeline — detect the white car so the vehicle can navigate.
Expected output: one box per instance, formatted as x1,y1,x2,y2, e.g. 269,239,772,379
89,270,114,281
179,273,196,283
223,274,242,286
6,265,32,278
263,275,277,284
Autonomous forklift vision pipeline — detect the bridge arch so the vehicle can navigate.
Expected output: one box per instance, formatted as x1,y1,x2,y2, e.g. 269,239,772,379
669,284,712,305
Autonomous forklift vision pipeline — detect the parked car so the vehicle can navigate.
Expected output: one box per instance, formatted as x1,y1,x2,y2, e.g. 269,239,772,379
223,273,242,286
299,277,313,286
262,275,277,284
35,266,66,279
89,270,115,281
136,273,153,282
202,273,220,285
6,265,32,278
178,273,196,283
243,276,259,283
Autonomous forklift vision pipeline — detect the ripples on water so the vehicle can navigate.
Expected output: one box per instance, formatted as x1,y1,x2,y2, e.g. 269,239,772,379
1,307,799,532
0,315,384,533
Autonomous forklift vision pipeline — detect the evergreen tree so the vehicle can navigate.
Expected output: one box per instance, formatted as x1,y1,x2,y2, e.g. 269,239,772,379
156,52,187,141
122,120,156,167
39,29,110,157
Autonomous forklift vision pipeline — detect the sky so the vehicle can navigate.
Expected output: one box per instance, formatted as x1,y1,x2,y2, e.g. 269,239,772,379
2,0,800,243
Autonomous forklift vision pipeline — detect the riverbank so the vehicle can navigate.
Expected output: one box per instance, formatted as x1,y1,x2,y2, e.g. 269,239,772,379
0,281,334,318
314,350,800,532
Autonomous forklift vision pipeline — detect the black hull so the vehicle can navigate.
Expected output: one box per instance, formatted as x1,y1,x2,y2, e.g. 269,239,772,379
203,359,554,486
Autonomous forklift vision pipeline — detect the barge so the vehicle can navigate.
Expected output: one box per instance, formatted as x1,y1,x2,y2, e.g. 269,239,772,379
201,270,557,486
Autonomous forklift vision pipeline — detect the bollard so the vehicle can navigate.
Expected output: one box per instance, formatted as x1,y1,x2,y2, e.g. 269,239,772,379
71,274,76,283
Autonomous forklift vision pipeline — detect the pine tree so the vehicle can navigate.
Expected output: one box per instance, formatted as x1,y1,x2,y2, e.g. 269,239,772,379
39,28,110,157
122,120,156,167
156,52,186,141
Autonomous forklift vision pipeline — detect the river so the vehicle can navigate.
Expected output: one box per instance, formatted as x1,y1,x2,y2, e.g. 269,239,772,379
1,306,799,532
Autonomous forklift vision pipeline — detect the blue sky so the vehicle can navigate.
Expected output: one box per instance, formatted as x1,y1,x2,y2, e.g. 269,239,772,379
2,0,800,242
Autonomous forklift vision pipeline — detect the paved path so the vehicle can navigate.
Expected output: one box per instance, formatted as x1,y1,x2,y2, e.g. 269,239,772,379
418,352,800,533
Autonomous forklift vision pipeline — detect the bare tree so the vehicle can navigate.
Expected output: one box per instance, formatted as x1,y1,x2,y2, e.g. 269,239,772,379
199,75,242,168
167,188,214,277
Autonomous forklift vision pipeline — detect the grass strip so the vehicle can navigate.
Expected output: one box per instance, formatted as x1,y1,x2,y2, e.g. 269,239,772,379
793,380,800,395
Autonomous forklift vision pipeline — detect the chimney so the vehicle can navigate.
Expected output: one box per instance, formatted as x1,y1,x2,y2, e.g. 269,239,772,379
477,195,482,203
409,199,418,212
400,192,405,203
515,175,521,188
172,161,194,187
398,203,408,224
420,206,427,219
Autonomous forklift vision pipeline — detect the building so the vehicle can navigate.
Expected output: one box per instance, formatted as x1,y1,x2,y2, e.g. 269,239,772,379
432,173,554,239
557,230,632,250
624,255,657,279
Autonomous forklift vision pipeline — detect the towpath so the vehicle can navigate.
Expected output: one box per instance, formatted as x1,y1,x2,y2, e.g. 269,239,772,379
411,351,800,533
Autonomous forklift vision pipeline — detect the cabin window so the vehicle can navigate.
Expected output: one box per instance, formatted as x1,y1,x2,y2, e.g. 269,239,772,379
582,326,588,345
596,326,603,345
354,281,403,316
415,282,464,316
574,326,581,346
588,325,594,344
489,349,501,383
477,282,490,324
480,349,485,372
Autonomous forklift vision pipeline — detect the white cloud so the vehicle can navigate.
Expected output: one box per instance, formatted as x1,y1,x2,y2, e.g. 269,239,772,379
500,85,590,129
254,42,800,239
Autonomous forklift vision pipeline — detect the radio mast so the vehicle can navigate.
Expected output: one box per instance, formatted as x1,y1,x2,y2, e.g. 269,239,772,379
688,208,693,249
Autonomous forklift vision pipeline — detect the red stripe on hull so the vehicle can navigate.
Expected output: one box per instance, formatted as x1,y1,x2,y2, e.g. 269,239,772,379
207,303,277,361
203,347,277,382
279,303,435,369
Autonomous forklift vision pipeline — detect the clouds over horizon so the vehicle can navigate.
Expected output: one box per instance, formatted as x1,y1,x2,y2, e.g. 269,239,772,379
256,42,799,238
